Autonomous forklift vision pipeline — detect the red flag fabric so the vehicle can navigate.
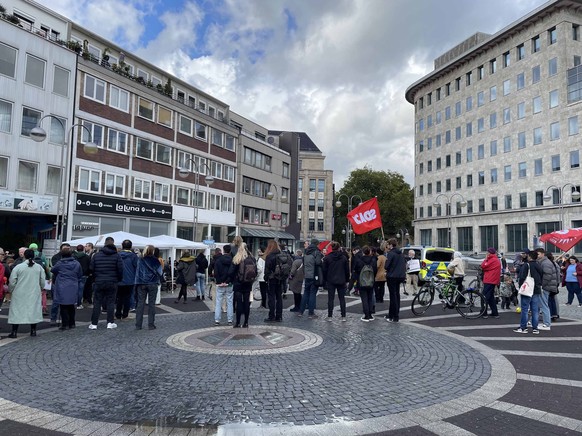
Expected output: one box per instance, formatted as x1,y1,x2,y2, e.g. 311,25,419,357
347,198,382,235
539,227,582,252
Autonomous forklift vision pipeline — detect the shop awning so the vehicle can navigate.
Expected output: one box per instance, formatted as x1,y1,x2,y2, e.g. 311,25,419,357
229,228,296,240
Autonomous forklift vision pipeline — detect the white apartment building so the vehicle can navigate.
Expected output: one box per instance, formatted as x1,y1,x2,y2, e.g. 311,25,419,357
406,0,582,255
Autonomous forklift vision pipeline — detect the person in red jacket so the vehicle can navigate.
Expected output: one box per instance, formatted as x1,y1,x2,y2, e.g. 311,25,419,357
480,247,502,318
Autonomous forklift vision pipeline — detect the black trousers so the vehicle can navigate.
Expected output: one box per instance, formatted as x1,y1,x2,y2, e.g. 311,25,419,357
327,284,347,317
387,278,402,321
259,281,268,307
177,283,188,301
60,304,76,327
235,290,251,325
374,281,386,302
360,287,374,318
116,285,133,319
267,279,283,320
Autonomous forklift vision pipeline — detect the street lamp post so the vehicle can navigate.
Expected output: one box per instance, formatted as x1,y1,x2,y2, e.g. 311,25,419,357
178,158,214,242
543,183,581,230
267,184,288,238
433,192,467,248
335,194,363,251
396,228,409,247
30,116,98,243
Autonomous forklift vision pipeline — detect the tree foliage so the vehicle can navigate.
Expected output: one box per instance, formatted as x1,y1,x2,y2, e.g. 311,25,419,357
333,167,414,247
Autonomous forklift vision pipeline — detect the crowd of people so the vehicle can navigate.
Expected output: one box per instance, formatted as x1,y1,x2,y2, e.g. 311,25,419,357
1,236,579,336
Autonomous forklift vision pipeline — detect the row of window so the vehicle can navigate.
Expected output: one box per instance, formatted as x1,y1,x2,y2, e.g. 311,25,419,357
0,156,60,193
419,221,574,253
78,166,234,211
297,198,325,212
0,42,71,97
416,23,570,109
418,152,580,196
417,63,559,134
83,74,235,150
417,187,581,219
297,178,326,192
241,177,289,199
241,206,288,226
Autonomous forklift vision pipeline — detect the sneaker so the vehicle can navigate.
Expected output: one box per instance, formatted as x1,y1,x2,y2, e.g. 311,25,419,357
532,329,540,335
130,308,136,312
76,305,84,310
527,321,532,327
308,314,319,319
228,320,233,325
538,324,551,330
214,321,220,325
326,317,333,322
106,323,117,329
369,315,375,321
513,327,528,334
563,303,572,306
360,316,370,322
482,315,489,319
88,324,98,330
385,317,394,322
341,317,347,322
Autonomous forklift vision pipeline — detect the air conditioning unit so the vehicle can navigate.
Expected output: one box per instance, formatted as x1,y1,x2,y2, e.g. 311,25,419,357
267,136,277,145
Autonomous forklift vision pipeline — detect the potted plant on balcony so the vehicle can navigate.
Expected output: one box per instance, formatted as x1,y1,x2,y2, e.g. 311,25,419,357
101,47,110,67
67,40,82,54
0,5,6,15
164,78,173,97
5,14,20,25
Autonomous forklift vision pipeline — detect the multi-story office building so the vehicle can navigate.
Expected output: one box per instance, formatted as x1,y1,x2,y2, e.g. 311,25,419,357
407,0,582,255
230,113,293,253
269,131,334,246
0,1,76,250
1,0,238,250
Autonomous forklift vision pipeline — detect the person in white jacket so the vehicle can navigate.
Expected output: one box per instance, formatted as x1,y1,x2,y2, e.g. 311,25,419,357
405,250,421,296
256,248,267,308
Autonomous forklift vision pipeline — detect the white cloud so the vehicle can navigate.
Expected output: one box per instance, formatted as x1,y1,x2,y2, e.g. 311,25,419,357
36,0,548,188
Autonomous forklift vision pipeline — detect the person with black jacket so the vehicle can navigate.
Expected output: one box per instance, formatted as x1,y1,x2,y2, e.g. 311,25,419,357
73,244,90,309
49,242,71,326
213,245,233,325
228,243,254,328
323,241,350,321
195,251,209,300
263,239,284,322
384,238,407,323
88,237,123,330
514,249,543,334
354,246,378,322
298,239,323,319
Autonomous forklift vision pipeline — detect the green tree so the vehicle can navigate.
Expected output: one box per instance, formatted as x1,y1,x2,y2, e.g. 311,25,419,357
334,167,413,247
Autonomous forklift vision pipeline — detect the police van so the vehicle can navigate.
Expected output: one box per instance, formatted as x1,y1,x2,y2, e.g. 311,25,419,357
405,246,455,284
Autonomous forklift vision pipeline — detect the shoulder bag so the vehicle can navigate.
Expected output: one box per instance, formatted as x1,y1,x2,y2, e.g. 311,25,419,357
518,263,534,297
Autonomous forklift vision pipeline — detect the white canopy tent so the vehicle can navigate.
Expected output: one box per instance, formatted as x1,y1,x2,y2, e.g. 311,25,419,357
64,231,151,248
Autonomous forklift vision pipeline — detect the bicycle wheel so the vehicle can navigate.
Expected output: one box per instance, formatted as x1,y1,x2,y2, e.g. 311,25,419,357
455,289,486,319
411,287,434,316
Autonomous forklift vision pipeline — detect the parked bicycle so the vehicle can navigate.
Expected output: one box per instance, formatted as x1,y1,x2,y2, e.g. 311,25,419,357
466,267,484,293
411,274,487,319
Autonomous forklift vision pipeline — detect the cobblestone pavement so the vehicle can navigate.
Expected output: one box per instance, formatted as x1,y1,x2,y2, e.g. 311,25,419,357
0,288,580,435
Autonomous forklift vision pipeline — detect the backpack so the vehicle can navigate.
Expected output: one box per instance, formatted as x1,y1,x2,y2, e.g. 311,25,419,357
359,263,375,288
238,256,258,283
273,252,292,280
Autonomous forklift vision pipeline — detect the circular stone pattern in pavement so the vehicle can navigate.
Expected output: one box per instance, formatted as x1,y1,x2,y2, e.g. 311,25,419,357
0,313,491,427
167,325,323,355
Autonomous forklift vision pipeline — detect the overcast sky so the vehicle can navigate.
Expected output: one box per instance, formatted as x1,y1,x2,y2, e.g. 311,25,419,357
37,0,548,188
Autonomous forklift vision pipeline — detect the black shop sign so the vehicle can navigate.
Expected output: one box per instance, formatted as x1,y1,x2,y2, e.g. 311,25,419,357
76,193,173,220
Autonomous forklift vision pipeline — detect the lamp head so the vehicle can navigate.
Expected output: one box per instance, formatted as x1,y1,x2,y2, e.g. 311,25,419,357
573,191,581,201
205,175,215,186
178,167,190,178
433,202,440,207
83,142,99,154
459,200,467,207
543,194,551,202
335,200,342,208
30,127,47,142
396,233,401,239
266,191,274,200
281,194,288,203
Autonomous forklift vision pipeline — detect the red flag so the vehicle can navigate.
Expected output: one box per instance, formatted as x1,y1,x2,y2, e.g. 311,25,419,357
347,198,382,235
539,227,582,252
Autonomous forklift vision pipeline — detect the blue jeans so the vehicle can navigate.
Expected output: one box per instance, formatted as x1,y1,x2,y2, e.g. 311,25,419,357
520,293,540,329
136,284,157,328
482,283,499,316
566,281,582,304
539,289,551,326
91,282,117,325
549,293,559,317
215,284,233,322
77,276,87,306
196,273,205,297
300,278,318,316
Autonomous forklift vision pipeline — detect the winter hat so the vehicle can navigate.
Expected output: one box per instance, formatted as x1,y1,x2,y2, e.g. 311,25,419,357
29,243,38,250
487,247,496,254
310,238,319,245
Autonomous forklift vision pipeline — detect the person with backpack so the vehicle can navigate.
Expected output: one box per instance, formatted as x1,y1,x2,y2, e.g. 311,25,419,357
195,251,209,300
263,239,288,322
214,245,233,325
175,251,197,303
288,250,305,312
299,239,324,319
384,238,407,323
354,246,377,322
228,243,256,328
323,241,350,321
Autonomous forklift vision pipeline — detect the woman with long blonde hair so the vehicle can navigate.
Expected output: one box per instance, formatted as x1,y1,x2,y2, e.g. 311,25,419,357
228,242,254,327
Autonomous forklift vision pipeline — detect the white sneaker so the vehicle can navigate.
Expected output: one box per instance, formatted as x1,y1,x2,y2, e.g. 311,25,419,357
341,317,347,322
326,317,333,322
527,321,532,327
88,324,97,330
107,323,117,329
76,305,84,310
538,324,551,330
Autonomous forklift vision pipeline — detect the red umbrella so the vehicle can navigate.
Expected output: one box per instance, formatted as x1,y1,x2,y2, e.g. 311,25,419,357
539,227,582,251
318,240,331,251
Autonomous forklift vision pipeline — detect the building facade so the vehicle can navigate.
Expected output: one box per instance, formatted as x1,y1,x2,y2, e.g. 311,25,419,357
406,0,582,255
